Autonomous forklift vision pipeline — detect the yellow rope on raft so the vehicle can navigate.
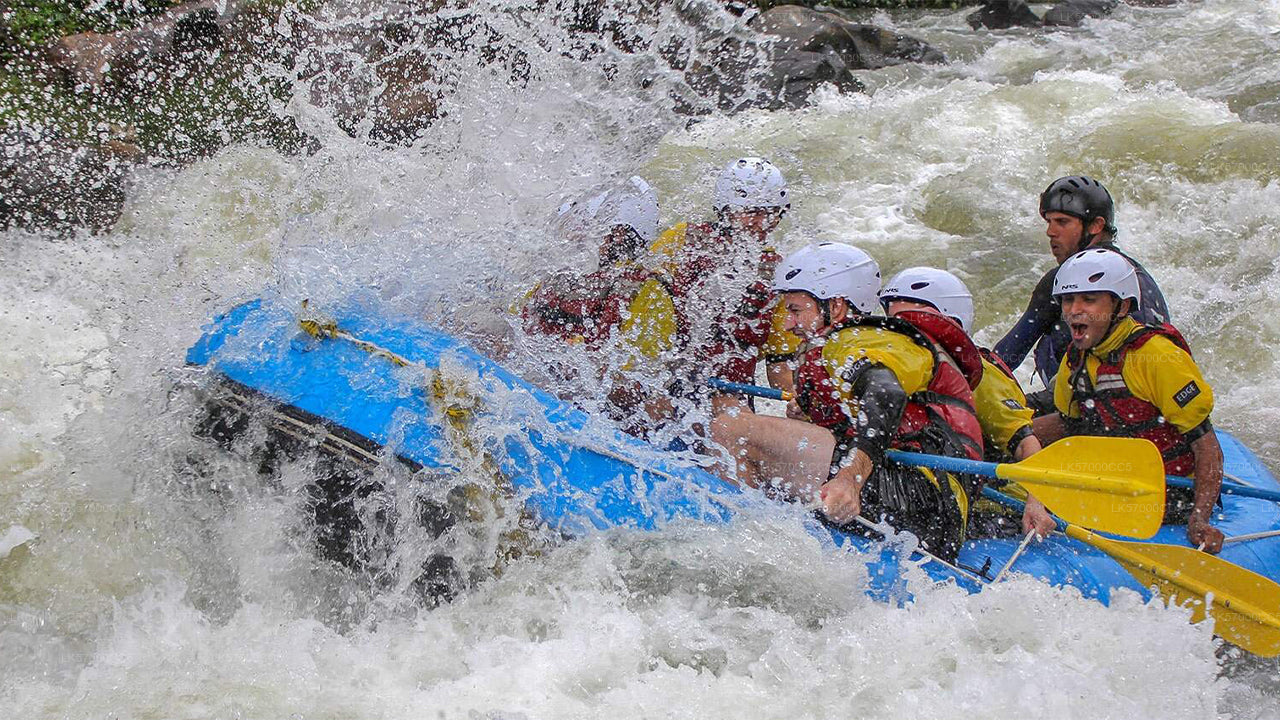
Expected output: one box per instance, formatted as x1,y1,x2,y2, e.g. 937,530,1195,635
298,301,544,572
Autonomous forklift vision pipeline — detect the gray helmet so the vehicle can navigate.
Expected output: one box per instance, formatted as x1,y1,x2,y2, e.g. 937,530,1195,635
1039,175,1116,236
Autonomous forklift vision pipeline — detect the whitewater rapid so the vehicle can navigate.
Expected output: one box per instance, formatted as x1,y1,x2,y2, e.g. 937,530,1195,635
3,0,1280,716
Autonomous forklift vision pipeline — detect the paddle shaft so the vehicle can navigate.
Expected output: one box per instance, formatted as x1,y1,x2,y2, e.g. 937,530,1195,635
712,381,1272,501
709,378,791,401
1168,474,1280,503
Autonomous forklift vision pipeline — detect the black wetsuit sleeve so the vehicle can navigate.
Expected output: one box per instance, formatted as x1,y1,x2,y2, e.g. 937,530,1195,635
1104,245,1171,325
1134,265,1171,325
1006,424,1035,459
993,268,1060,370
829,364,907,475
1183,418,1213,444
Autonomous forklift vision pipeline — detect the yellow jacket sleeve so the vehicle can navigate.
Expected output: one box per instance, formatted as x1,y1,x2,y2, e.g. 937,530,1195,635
510,282,539,317
1121,335,1214,433
762,302,802,362
1053,352,1077,418
619,277,677,361
973,358,1034,457
649,222,688,260
820,326,935,398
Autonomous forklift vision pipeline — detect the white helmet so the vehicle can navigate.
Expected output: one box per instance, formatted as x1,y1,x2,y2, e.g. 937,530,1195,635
555,176,660,244
880,267,975,333
609,176,660,244
1052,248,1140,303
773,242,881,313
714,157,789,210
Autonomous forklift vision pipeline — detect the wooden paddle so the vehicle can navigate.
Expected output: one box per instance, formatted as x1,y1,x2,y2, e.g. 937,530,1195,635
708,379,1166,538
984,487,1280,658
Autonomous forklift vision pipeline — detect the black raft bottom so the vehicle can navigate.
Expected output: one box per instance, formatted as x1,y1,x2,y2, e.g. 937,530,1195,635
190,375,467,606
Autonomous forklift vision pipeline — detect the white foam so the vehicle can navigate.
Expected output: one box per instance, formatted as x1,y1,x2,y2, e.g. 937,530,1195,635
3,0,1280,714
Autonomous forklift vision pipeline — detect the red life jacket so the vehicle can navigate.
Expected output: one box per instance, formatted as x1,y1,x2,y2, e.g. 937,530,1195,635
1065,323,1197,476
522,264,653,350
979,347,1017,381
661,222,780,384
887,311,985,464
793,339,855,436
793,314,985,466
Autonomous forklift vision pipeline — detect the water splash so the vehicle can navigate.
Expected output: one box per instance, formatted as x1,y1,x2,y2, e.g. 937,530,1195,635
3,0,1280,715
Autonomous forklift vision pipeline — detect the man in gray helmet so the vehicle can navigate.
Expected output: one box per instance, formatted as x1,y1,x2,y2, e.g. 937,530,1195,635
993,176,1170,412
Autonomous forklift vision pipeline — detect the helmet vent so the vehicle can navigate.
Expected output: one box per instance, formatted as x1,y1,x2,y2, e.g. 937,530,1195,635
785,268,802,280
1088,271,1105,283
910,281,930,290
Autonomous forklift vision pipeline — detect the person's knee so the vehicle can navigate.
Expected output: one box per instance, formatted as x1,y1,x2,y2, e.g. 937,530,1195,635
709,407,751,457
709,410,733,443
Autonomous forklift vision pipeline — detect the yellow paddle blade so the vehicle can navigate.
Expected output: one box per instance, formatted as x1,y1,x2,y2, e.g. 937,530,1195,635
997,437,1166,539
1066,525,1280,657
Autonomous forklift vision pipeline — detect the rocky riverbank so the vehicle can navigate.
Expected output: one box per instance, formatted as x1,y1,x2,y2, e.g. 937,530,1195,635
0,0,1169,235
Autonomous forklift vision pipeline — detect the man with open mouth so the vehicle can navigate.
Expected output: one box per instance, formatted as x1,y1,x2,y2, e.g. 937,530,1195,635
1031,248,1225,552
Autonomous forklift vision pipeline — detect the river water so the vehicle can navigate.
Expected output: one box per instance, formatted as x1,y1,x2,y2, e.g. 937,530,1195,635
3,0,1280,716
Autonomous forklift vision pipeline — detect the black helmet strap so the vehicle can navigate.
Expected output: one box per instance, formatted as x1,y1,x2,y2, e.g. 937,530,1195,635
1101,293,1133,343
1081,215,1105,249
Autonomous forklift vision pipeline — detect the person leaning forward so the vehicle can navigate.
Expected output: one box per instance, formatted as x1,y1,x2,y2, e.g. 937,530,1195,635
649,157,798,402
878,266,1056,539
1032,248,1224,553
520,176,678,429
710,242,980,561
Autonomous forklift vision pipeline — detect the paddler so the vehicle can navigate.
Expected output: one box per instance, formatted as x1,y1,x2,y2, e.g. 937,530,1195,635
993,176,1170,413
520,176,679,428
522,175,666,352
878,267,1056,538
648,157,799,406
710,242,979,561
1033,248,1224,552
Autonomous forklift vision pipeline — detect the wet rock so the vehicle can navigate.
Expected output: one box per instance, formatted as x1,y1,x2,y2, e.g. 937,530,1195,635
754,5,945,70
45,0,252,88
764,49,861,108
1044,0,1119,27
0,125,132,234
102,138,147,163
369,50,444,143
674,34,767,113
44,32,118,87
285,2,450,144
743,5,943,108
966,0,1042,30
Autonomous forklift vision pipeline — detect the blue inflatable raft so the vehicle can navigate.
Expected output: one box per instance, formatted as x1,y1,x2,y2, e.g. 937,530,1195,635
185,298,1280,614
